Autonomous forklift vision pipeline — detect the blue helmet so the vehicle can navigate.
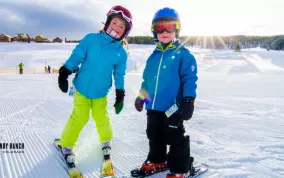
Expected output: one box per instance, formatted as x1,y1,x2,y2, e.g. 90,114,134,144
151,7,181,39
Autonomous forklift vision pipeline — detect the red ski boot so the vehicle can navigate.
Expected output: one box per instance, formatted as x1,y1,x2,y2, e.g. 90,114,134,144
131,160,167,177
166,172,190,178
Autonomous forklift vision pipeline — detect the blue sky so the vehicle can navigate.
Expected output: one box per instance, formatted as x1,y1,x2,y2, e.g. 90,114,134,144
1,0,284,40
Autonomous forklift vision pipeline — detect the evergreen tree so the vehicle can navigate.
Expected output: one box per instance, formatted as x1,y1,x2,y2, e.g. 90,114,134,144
235,44,241,52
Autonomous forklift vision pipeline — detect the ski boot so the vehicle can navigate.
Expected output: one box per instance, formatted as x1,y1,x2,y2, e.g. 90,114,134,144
166,172,190,178
166,157,195,178
131,160,168,177
62,147,76,166
166,166,197,178
61,147,82,178
102,141,111,159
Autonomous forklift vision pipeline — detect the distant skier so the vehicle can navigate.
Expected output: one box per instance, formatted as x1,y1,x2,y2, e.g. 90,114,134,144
44,66,48,73
57,4,132,173
132,7,198,178
48,65,51,73
18,62,24,74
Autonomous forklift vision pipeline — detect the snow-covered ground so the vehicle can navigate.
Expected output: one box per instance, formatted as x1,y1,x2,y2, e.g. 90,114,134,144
0,43,284,178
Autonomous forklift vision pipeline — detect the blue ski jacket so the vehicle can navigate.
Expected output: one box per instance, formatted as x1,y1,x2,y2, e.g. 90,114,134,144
140,43,198,111
64,32,128,99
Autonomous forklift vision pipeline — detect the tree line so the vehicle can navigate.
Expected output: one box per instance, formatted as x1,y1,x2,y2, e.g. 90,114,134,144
127,35,284,50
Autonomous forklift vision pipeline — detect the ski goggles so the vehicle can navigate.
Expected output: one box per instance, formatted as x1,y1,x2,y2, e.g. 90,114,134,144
152,22,180,34
107,6,132,23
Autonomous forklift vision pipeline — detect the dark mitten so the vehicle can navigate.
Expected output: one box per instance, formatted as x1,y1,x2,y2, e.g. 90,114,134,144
113,89,125,114
178,96,195,120
58,66,72,93
134,97,145,112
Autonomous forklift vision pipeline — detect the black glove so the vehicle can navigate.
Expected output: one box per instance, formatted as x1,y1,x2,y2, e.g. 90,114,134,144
113,89,125,114
134,97,145,112
58,66,72,93
178,96,195,120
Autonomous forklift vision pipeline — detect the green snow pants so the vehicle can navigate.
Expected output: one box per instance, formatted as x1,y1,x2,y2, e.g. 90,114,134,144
60,92,113,148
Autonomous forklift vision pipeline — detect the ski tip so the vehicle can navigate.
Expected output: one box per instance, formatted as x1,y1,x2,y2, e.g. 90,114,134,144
54,138,61,148
54,138,60,142
191,163,209,177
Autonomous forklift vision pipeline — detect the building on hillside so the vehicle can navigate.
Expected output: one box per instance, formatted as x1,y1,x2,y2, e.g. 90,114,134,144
53,37,63,43
22,34,31,43
35,35,49,43
0,34,13,42
35,35,44,42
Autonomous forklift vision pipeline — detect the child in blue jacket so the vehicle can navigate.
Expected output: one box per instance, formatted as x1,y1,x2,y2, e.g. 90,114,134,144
133,7,198,178
57,5,132,165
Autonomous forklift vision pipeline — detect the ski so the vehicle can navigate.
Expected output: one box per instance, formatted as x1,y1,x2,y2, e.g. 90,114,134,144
54,138,83,178
187,163,208,178
101,146,115,178
130,163,208,178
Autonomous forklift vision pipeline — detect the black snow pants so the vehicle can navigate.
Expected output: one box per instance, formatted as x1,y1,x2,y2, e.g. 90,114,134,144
146,110,191,173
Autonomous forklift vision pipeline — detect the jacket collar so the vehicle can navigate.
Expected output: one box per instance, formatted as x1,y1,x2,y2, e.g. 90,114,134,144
156,42,183,51
101,32,123,47
154,42,186,54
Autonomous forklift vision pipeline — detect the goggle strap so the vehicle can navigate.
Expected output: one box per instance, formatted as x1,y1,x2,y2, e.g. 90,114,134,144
176,22,181,30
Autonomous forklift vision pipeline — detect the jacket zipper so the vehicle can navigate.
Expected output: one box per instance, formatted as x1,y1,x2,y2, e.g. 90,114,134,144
152,51,164,109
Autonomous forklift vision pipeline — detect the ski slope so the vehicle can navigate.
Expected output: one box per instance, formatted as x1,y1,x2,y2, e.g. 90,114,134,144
0,43,284,178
